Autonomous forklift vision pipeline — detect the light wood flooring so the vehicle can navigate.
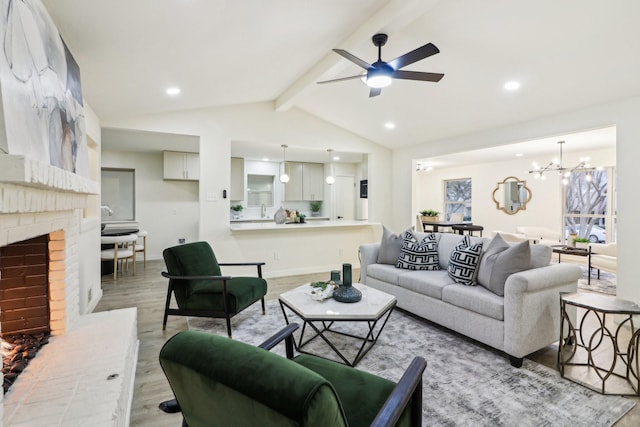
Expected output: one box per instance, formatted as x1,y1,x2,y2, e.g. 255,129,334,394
96,260,639,426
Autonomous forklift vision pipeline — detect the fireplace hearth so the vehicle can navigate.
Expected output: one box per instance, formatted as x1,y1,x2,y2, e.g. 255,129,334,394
1,332,50,392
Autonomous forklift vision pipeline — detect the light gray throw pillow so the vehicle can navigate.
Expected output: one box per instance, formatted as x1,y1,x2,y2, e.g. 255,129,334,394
477,233,531,296
377,226,403,264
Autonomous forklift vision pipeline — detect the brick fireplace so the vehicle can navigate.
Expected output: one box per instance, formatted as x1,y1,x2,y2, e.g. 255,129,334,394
0,232,66,337
0,155,138,426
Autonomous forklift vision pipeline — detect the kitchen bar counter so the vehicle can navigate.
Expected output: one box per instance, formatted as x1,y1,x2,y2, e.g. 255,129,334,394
230,219,378,231
230,216,330,223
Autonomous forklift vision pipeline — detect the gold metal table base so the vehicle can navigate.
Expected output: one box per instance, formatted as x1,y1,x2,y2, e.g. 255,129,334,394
558,292,640,396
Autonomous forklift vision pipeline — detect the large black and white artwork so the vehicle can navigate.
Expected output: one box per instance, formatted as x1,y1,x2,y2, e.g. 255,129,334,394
0,0,88,177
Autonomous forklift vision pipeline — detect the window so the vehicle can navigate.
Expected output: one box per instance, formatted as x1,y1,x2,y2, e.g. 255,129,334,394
101,168,135,221
247,174,274,207
563,168,615,243
444,178,472,221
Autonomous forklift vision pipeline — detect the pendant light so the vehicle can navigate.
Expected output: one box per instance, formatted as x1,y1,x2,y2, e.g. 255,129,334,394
326,149,335,185
279,144,290,183
529,141,599,185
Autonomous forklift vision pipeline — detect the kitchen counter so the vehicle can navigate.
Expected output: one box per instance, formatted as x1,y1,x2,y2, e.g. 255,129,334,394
230,219,378,231
231,216,330,223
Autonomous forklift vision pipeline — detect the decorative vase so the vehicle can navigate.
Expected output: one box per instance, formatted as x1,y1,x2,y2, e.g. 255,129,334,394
330,270,341,283
333,263,362,303
274,206,287,224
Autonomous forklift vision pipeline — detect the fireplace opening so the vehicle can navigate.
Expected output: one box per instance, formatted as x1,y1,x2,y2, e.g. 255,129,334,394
0,234,52,392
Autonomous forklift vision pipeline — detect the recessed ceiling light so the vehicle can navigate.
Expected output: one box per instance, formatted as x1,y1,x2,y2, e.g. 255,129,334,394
262,157,269,162
333,156,340,161
504,81,521,91
515,153,524,157
166,87,181,96
384,122,395,130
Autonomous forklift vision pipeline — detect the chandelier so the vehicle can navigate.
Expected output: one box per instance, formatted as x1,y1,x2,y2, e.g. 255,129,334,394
529,141,600,185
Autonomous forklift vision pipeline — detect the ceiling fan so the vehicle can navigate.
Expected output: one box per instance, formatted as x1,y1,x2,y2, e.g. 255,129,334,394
318,33,444,97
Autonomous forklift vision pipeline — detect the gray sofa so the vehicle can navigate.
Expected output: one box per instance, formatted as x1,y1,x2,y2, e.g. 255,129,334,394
359,230,582,367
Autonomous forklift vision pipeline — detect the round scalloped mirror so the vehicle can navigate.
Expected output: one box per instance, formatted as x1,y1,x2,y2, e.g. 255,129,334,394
492,176,532,215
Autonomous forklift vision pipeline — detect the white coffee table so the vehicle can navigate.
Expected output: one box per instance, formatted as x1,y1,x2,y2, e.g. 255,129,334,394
278,282,396,366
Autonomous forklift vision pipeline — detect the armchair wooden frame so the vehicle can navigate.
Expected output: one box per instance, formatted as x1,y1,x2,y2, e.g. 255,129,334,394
161,261,266,338
160,323,427,427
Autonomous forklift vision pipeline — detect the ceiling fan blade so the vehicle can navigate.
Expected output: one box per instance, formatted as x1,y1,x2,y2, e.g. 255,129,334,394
392,70,444,82
388,42,440,70
317,74,364,84
369,87,382,97
333,49,372,70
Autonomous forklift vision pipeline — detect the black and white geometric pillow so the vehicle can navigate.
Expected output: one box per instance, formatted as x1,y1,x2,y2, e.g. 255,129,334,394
448,235,483,285
396,231,440,270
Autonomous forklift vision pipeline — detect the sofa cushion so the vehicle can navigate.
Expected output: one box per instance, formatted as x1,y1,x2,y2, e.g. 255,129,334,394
397,270,454,300
396,232,440,270
367,264,403,286
477,234,531,296
530,244,552,268
447,235,483,285
436,233,460,269
441,284,504,321
377,226,404,265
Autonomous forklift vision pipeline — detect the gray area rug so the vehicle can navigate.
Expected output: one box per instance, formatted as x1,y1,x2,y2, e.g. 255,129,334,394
577,265,616,295
188,299,634,427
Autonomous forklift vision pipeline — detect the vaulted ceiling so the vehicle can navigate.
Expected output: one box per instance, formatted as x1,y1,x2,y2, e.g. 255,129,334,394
43,0,640,151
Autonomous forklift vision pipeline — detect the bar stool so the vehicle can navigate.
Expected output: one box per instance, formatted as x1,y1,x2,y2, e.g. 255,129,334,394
135,230,148,268
100,233,137,280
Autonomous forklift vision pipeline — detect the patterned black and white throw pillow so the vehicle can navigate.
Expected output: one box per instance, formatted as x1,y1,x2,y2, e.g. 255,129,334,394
448,235,483,285
396,231,440,270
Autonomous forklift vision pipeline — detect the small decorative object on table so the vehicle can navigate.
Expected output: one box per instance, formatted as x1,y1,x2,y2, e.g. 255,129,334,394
330,270,341,284
333,263,362,303
309,281,337,301
419,209,440,223
574,237,590,249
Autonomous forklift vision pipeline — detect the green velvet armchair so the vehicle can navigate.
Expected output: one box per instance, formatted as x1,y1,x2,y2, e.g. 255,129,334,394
161,241,267,337
159,323,427,427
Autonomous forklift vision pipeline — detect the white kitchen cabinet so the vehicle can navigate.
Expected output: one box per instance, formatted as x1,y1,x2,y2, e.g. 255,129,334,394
164,151,199,180
302,162,323,200
284,162,324,201
230,157,244,200
284,162,303,201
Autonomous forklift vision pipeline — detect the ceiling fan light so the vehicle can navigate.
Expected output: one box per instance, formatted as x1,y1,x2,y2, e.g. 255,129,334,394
366,74,392,88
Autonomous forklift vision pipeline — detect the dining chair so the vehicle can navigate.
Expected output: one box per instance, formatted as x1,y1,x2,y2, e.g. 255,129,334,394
135,230,148,268
100,233,137,280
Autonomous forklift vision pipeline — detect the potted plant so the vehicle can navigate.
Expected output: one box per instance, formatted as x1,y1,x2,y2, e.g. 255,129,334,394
309,200,323,217
230,204,243,219
298,213,306,224
419,209,440,223
574,237,590,249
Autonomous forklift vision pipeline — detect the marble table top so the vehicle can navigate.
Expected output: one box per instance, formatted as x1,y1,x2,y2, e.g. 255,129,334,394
279,283,396,320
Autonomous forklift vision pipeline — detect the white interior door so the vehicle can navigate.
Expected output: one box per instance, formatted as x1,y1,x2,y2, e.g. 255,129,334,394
335,176,355,220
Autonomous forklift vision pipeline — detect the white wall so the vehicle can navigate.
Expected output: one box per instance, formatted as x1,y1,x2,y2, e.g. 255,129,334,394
415,147,616,236
79,102,102,314
395,96,640,303
102,102,390,277
101,150,199,259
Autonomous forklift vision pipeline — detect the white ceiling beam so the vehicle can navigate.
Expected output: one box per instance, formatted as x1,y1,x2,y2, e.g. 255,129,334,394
274,0,442,112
